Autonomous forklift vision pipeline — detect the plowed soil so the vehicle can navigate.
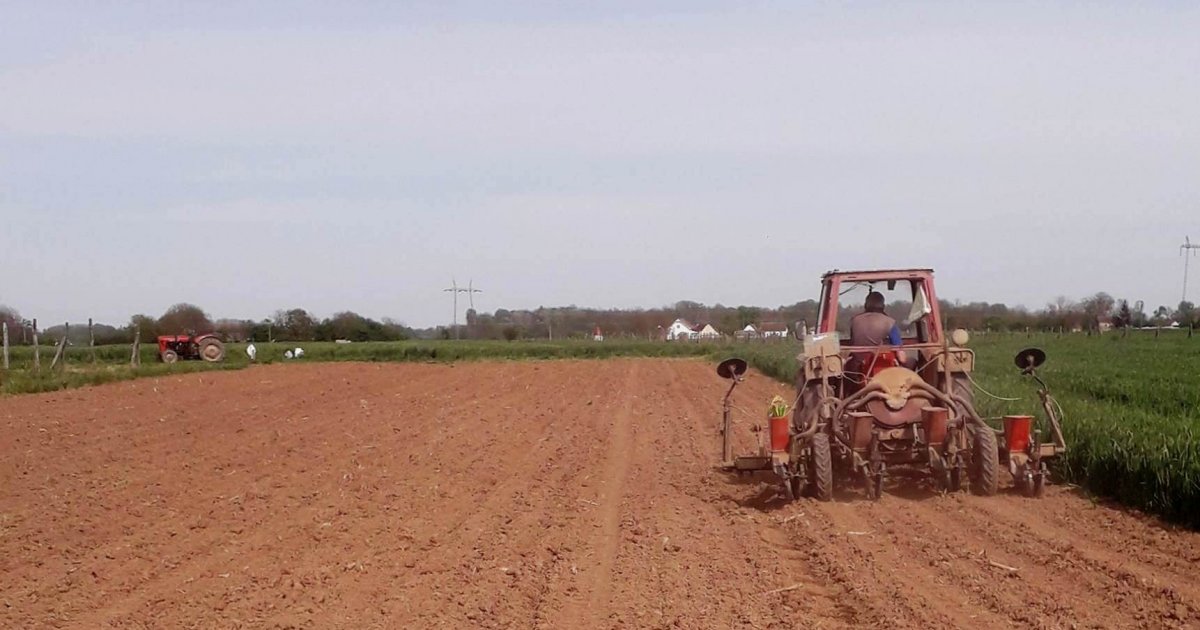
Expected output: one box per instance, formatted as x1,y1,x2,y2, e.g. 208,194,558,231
3,359,1199,629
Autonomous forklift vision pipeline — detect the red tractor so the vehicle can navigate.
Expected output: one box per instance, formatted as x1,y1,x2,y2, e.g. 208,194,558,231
157,334,226,363
717,268,1066,502
793,268,1066,499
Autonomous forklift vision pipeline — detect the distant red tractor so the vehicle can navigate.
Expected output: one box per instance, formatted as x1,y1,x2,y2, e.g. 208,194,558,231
157,334,226,363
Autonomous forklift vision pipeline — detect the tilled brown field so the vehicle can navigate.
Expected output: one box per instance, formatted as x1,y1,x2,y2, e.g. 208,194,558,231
2,359,1199,629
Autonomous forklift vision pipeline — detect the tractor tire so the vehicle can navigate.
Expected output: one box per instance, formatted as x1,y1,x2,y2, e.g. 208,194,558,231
795,383,822,432
950,373,975,412
806,432,834,502
161,349,179,364
969,424,1000,496
198,338,226,363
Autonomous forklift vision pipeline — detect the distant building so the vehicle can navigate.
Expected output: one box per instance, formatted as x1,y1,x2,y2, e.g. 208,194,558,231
692,323,722,340
593,326,604,342
665,318,696,341
735,324,759,340
759,322,789,339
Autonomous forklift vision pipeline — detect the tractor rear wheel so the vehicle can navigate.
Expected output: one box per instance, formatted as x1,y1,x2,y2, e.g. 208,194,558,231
806,432,833,501
969,425,1000,496
161,349,179,364
950,374,974,407
198,338,225,362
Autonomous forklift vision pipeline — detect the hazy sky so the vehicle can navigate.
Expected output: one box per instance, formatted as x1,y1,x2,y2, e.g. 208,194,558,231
2,2,1198,327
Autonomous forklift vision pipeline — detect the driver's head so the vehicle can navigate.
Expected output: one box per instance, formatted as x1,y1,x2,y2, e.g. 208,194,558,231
864,291,886,313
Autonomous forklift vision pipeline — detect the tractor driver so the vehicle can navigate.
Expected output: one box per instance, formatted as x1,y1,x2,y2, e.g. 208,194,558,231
849,291,907,367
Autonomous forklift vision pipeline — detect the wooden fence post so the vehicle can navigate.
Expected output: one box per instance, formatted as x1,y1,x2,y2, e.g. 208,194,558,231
2,321,8,370
131,329,141,367
32,318,40,372
89,318,96,364
50,323,69,371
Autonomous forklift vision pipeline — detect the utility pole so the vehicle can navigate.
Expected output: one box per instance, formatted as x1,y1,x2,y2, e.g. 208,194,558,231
1182,236,1200,304
443,278,483,340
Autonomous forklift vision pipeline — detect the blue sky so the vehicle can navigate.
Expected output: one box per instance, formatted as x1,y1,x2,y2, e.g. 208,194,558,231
2,2,1198,326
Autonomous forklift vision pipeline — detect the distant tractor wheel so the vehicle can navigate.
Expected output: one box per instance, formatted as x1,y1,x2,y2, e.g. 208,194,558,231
161,349,179,364
198,338,226,362
970,425,1000,496
806,432,834,502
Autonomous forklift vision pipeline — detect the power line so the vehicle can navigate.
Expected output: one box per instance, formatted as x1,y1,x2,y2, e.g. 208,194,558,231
443,277,483,340
1182,237,1200,304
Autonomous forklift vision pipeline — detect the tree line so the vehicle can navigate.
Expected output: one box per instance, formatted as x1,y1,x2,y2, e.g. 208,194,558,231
0,304,415,345
1,293,1195,345
450,293,1199,340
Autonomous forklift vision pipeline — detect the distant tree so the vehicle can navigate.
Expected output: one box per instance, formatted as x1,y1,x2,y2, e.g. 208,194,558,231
272,308,317,341
1176,301,1197,327
214,318,252,342
1131,301,1148,328
381,318,414,340
1080,292,1115,329
129,313,160,339
324,311,402,342
329,312,365,341
1152,305,1172,324
0,305,22,342
249,319,274,342
1114,300,1133,329
158,303,213,333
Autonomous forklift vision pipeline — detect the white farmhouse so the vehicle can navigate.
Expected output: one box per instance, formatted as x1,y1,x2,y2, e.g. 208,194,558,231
665,318,696,341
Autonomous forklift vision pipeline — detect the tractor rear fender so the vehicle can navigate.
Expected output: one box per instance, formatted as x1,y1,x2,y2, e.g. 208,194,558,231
924,347,975,373
801,353,844,383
